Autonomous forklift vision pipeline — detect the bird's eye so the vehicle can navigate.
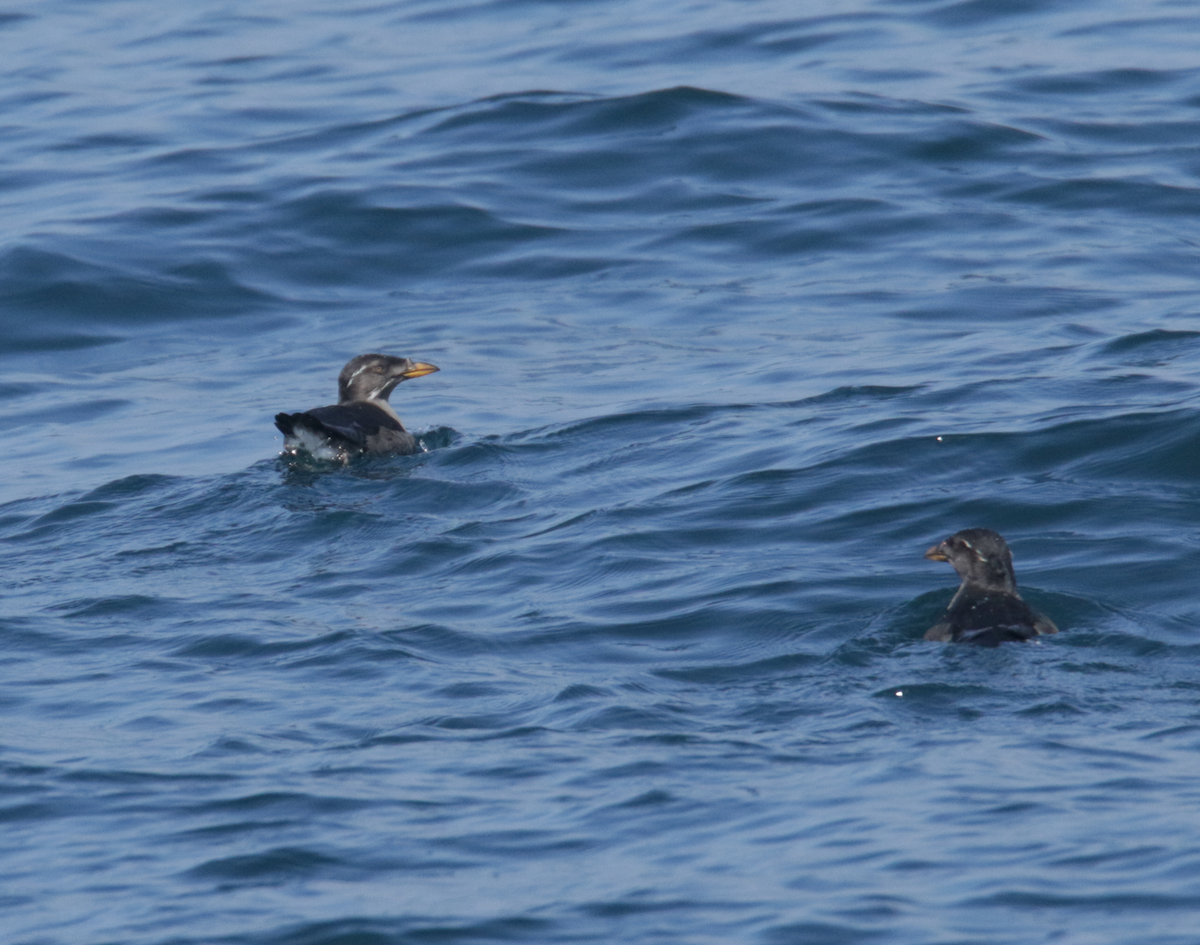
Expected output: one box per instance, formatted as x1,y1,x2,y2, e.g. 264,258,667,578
371,365,385,374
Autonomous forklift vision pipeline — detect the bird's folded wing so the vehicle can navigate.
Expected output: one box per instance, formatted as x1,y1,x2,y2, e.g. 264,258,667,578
923,621,953,642
1032,611,1059,636
282,404,400,446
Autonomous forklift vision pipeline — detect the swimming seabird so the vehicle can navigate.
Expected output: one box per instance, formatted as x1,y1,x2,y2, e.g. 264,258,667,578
923,528,1058,646
275,353,439,461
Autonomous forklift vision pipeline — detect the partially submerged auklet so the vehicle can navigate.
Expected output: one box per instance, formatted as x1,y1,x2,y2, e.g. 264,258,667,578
275,353,439,461
923,528,1058,647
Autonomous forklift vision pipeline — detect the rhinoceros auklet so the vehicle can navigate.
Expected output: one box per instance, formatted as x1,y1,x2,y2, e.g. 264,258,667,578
923,527,1058,647
275,353,439,461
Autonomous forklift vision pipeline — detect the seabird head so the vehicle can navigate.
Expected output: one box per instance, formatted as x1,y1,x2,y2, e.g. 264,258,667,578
924,527,1018,594
337,353,439,405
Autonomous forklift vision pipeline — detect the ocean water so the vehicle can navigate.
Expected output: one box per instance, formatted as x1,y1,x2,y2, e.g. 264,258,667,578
6,1,1200,942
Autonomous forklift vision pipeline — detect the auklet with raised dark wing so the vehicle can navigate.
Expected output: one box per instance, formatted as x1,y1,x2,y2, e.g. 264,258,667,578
275,353,439,461
923,528,1058,647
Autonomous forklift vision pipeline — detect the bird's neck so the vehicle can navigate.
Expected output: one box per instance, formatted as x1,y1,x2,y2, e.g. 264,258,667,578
960,572,1018,596
363,396,402,424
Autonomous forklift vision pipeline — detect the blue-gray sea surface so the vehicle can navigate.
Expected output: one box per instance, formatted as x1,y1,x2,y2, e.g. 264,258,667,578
5,1,1200,943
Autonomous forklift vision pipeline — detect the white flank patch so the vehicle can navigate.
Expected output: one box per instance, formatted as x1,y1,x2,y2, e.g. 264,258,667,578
282,428,348,462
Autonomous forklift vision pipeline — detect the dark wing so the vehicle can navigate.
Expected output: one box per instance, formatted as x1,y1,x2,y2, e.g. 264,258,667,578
955,625,1040,647
927,592,1055,646
275,403,401,449
923,621,954,642
275,403,419,455
1031,610,1059,636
